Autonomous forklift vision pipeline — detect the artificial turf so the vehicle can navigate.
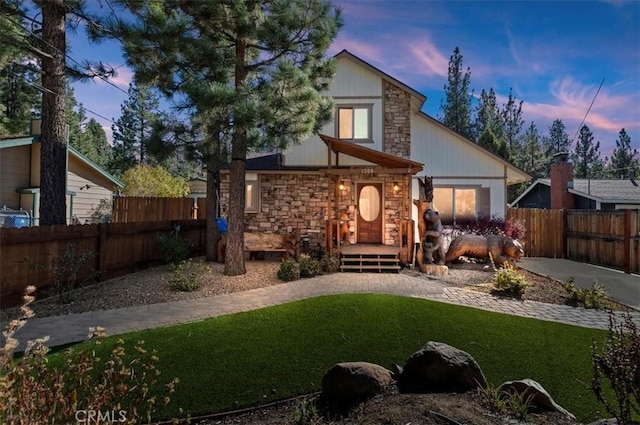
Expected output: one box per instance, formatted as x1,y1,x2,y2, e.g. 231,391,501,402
49,294,611,422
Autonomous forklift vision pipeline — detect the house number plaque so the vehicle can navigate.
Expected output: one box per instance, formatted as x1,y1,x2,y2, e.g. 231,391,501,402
361,168,374,176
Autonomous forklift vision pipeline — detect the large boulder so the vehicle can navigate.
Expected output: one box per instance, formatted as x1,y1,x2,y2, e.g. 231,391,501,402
321,362,393,406
399,341,487,393
498,379,576,419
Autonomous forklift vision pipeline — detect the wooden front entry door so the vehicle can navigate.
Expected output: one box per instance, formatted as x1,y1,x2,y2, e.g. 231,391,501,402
357,183,383,244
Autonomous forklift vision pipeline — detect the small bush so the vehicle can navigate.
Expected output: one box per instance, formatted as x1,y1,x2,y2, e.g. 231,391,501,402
157,233,192,264
592,311,640,424
278,260,300,282
169,259,206,292
320,253,340,274
298,254,321,278
0,287,179,425
562,278,609,310
453,214,525,240
491,255,528,297
293,398,321,425
478,383,533,421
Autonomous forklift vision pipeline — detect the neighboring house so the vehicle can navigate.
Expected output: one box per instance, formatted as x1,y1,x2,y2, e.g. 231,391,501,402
511,153,640,210
217,50,530,261
0,121,123,226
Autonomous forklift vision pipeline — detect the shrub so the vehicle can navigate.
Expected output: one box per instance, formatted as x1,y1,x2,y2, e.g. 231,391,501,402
592,311,640,424
0,288,179,425
562,278,609,310
490,254,528,297
169,259,206,292
453,214,526,240
157,233,192,264
478,383,533,421
320,253,341,274
298,254,321,278
277,260,300,282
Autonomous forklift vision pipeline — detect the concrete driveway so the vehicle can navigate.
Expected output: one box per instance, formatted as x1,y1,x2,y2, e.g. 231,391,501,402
519,257,640,311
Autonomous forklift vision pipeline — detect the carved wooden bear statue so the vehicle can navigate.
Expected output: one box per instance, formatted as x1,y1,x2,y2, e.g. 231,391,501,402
423,209,445,265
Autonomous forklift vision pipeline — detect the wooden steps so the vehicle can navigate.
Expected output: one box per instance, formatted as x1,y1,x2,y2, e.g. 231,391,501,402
340,251,400,273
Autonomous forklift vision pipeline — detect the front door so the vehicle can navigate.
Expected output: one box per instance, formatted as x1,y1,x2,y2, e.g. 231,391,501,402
357,183,383,244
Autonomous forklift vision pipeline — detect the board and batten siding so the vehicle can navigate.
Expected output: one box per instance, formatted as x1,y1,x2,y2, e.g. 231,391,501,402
0,145,31,209
284,56,383,167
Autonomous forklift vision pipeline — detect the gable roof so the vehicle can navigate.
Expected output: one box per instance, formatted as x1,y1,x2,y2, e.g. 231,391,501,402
332,50,531,184
334,50,427,105
0,135,123,188
320,134,424,174
511,178,640,205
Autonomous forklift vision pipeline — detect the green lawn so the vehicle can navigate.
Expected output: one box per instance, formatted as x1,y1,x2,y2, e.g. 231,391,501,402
51,294,610,422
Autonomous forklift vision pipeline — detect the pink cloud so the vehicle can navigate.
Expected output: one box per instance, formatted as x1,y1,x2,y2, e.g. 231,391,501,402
408,40,449,78
329,34,386,63
523,76,639,143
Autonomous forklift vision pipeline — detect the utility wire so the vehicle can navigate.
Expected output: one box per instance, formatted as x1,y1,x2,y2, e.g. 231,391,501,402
570,77,605,144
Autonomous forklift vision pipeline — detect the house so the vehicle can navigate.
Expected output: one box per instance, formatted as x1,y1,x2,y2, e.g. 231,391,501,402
0,121,123,226
510,153,640,210
217,50,530,263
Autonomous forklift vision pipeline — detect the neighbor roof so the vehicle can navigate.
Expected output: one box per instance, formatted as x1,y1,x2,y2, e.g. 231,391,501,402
511,178,640,205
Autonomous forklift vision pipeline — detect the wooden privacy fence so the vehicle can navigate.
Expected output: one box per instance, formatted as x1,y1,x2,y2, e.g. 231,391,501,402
0,220,206,302
508,208,639,274
113,197,208,222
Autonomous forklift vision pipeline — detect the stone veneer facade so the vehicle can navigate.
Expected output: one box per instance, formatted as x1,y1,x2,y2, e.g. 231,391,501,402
383,81,411,159
221,171,409,254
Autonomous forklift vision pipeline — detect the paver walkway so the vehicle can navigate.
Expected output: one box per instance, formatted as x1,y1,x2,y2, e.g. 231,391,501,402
5,272,640,351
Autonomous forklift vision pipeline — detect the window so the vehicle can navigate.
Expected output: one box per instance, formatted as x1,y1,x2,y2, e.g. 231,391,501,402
245,173,259,213
432,187,480,225
337,105,372,141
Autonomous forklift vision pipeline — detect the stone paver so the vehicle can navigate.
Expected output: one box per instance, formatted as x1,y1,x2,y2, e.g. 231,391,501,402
3,272,640,351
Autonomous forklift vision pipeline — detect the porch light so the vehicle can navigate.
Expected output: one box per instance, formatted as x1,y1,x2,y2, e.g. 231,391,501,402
393,182,399,192
339,181,345,191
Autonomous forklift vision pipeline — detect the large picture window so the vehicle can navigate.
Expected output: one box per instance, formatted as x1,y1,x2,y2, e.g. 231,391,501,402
337,105,372,142
433,187,479,225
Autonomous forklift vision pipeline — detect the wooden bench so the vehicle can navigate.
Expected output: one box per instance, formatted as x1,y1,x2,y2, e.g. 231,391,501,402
218,231,300,262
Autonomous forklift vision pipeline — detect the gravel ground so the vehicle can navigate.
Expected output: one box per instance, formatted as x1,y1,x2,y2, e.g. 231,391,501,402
2,257,610,322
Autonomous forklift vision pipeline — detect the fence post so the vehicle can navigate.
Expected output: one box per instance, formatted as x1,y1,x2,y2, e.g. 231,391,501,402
624,209,631,274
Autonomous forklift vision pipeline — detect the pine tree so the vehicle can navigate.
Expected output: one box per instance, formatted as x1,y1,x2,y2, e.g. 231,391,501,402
0,62,40,135
83,118,111,168
520,122,545,177
440,47,473,139
543,119,571,157
110,82,161,177
502,88,524,165
572,125,604,178
97,0,342,275
608,128,639,179
473,88,503,144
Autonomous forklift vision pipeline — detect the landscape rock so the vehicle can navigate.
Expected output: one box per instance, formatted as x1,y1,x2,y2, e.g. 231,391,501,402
498,378,576,419
321,361,393,406
421,264,449,276
399,341,487,393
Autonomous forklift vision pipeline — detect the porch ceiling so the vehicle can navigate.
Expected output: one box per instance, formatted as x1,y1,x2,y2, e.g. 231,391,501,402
319,134,424,175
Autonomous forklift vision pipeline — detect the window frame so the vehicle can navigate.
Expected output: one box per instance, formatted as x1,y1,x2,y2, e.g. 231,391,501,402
432,186,480,225
245,173,260,213
335,104,373,143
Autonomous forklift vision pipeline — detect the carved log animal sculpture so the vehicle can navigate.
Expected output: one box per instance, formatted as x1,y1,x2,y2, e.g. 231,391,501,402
445,235,524,267
218,230,300,263
422,209,445,265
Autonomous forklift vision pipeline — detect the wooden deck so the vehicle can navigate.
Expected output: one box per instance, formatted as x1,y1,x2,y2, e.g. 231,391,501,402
339,244,400,273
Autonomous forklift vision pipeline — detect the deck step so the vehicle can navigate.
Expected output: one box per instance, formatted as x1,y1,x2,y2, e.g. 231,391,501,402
339,251,401,273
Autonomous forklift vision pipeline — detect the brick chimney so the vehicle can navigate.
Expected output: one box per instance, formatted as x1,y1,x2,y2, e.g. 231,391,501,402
550,152,574,209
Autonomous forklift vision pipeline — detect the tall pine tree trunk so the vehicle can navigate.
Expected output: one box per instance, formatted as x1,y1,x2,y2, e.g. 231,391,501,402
40,0,67,225
224,39,248,276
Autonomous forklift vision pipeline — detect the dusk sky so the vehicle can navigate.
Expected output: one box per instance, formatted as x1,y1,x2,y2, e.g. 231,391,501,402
68,0,640,159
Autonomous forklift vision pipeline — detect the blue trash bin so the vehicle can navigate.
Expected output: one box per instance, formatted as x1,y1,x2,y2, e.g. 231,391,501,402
216,217,228,233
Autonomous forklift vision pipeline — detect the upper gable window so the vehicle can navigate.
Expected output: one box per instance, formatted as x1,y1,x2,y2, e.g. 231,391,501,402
337,105,372,142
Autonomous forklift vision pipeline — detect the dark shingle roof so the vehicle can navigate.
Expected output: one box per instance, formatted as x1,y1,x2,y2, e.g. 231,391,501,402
539,178,640,203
